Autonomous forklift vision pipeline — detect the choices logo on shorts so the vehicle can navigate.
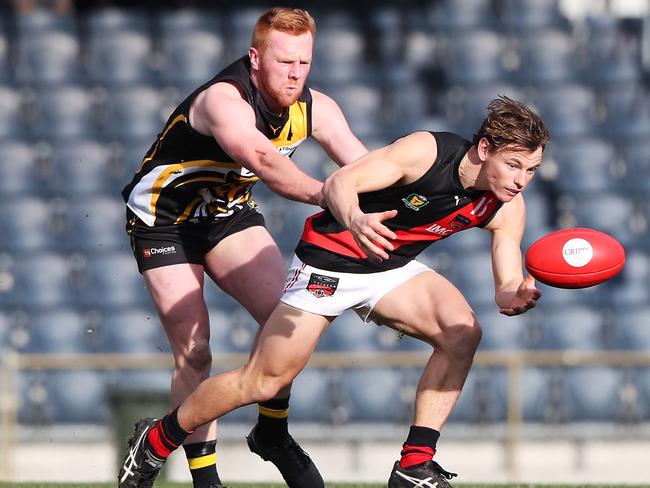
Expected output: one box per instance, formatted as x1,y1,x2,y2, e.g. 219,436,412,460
143,246,177,258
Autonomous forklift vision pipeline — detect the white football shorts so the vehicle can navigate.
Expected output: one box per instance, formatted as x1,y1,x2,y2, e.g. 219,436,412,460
281,255,432,322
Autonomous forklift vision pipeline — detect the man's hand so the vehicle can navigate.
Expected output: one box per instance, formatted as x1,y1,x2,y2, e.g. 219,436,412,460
349,209,398,262
498,274,542,316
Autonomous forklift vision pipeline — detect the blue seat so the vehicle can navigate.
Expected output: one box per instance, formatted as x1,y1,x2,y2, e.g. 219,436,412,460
103,86,166,140
81,252,150,308
484,367,554,422
443,30,505,84
223,7,266,58
564,367,623,421
15,31,83,86
0,197,57,251
500,0,566,33
532,83,598,139
449,367,507,422
537,304,604,350
100,306,167,354
622,139,650,193
551,137,619,194
86,31,155,86
158,8,221,34
311,27,366,84
341,367,406,422
614,307,650,350
46,370,110,423
48,139,121,196
112,369,171,395
324,82,384,138
85,8,151,35
514,30,576,85
478,306,531,351
288,368,332,421
448,250,495,308
63,197,129,252
4,253,79,308
0,86,26,138
429,0,496,31
15,9,77,37
30,86,98,139
160,29,225,89
322,310,400,352
25,308,96,353
637,368,650,420
0,140,41,196
0,33,10,83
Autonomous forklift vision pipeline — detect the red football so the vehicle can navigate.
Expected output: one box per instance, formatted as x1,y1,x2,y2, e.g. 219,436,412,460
525,228,625,289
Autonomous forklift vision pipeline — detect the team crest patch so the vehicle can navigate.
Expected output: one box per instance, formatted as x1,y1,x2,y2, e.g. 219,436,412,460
449,214,472,231
306,273,339,298
402,193,429,211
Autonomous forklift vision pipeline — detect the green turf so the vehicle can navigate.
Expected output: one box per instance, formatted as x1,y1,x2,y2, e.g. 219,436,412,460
1,484,648,488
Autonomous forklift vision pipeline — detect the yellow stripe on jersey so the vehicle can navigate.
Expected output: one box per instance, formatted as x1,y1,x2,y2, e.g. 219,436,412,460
174,176,226,188
258,406,289,419
137,114,187,172
174,196,204,224
187,453,217,470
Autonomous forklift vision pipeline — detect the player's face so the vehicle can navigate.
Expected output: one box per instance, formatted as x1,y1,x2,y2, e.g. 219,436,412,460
485,146,543,202
252,30,313,113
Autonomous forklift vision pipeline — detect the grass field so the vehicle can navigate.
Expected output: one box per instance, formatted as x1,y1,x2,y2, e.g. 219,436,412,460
1,484,648,488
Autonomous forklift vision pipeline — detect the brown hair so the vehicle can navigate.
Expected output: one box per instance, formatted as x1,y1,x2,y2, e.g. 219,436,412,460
252,7,316,51
473,95,549,152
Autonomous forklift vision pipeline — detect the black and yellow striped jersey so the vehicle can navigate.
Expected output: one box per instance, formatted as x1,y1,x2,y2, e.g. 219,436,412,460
122,56,313,227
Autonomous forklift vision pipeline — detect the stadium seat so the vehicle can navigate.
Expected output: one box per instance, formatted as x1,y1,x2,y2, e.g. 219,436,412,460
24,308,97,353
636,368,650,420
85,7,151,35
450,367,507,423
367,7,403,66
564,366,623,421
324,82,384,138
160,29,225,89
80,252,150,308
478,306,532,351
537,304,605,350
103,86,167,140
15,8,77,36
500,0,566,32
0,33,10,84
531,83,598,139
45,370,110,423
0,197,58,251
341,367,407,422
4,253,79,308
310,27,366,84
15,31,83,86
621,138,650,193
62,197,130,252
428,0,496,31
0,86,26,138
323,310,402,352
224,7,266,59
86,31,155,86
287,368,332,421
47,139,121,196
550,137,619,194
99,306,167,354
30,86,98,139
0,140,41,196
514,30,577,85
613,307,650,351
448,250,495,308
443,30,505,84
158,8,221,34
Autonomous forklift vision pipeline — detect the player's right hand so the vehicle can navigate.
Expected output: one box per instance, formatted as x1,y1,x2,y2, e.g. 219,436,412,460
349,209,398,262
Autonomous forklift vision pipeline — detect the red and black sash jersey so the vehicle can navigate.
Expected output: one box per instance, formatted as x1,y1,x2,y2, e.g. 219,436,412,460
296,132,503,273
122,56,312,227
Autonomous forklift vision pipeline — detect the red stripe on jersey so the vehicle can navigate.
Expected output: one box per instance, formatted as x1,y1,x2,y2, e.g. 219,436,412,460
301,214,368,259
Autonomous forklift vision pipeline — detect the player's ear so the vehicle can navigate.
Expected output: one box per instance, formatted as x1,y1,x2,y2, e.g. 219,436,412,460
477,137,491,162
249,47,260,69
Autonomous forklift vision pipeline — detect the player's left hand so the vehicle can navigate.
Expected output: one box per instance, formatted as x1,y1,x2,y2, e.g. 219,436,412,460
498,274,542,316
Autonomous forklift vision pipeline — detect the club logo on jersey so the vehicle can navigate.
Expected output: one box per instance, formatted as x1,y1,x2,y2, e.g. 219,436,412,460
269,123,282,135
307,273,339,298
143,246,177,258
449,214,472,231
402,193,429,211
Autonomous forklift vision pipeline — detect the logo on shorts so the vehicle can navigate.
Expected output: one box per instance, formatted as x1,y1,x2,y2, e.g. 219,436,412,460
306,273,339,298
143,246,177,258
402,193,429,211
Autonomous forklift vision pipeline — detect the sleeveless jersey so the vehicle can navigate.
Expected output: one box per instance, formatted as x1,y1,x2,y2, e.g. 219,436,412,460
296,132,503,273
122,56,313,227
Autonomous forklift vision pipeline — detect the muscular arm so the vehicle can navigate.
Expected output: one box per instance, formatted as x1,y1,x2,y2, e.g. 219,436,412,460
190,83,323,205
485,194,541,315
322,131,437,260
310,89,368,166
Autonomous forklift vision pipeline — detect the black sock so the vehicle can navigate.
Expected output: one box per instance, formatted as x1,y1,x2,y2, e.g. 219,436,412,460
256,396,290,446
404,425,440,450
145,407,191,459
184,441,222,488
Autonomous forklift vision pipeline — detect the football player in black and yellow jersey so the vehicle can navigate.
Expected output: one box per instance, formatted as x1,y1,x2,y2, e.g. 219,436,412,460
120,97,549,488
119,7,366,488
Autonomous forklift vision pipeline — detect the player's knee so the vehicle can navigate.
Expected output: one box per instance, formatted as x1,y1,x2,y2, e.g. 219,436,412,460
443,314,482,360
178,339,212,372
250,374,290,403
